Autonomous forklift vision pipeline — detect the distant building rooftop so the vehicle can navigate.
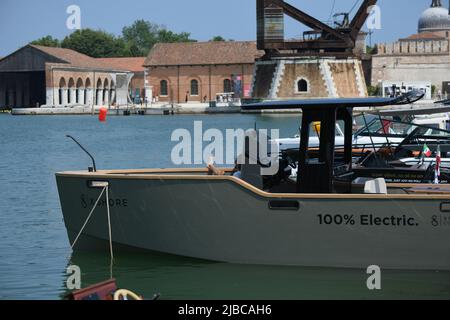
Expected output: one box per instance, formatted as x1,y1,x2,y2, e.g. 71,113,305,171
400,32,447,41
95,57,146,73
144,41,263,67
29,45,129,71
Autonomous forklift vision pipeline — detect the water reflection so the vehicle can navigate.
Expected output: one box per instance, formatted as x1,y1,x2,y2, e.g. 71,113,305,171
65,251,450,300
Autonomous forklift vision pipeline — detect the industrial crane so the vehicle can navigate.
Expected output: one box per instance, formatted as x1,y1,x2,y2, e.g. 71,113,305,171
257,0,378,57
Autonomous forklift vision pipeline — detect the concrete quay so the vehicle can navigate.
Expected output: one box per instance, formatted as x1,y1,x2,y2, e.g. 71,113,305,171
10,102,242,116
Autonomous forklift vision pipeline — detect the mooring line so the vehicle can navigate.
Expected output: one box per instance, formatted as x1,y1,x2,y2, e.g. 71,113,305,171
71,186,107,250
105,186,115,279
69,183,115,279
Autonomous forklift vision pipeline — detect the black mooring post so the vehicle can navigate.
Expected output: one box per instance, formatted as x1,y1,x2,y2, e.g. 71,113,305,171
66,135,97,172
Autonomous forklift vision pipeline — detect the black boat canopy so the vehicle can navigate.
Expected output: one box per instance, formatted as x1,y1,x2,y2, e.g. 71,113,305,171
242,92,424,111
244,92,424,194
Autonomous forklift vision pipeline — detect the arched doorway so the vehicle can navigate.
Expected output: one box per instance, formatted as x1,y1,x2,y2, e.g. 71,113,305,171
110,80,115,105
68,78,75,104
85,78,92,105
76,78,84,104
59,78,67,106
96,78,103,105
103,78,109,106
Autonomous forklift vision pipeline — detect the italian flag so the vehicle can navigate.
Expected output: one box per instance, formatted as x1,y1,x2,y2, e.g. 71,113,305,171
423,144,432,157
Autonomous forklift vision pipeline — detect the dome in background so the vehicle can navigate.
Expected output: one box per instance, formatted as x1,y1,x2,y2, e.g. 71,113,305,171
418,4,450,33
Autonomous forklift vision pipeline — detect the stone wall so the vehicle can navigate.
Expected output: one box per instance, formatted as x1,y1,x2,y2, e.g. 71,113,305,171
252,58,367,99
371,53,450,90
277,62,328,98
377,39,449,55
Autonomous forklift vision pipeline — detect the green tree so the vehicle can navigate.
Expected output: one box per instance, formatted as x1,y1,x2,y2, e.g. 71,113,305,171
61,29,126,58
157,29,195,43
30,35,60,47
210,36,226,42
367,85,380,96
29,20,197,58
122,20,196,56
122,20,160,56
366,45,378,55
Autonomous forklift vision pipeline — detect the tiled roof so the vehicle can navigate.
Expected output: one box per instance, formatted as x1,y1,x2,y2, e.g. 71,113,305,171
144,41,263,67
95,57,146,72
30,45,130,71
401,32,447,41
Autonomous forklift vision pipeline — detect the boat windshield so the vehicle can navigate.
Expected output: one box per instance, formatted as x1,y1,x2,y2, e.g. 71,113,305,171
401,126,450,145
355,117,416,138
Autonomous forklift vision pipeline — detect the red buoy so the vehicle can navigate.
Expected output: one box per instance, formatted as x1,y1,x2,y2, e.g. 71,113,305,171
99,108,107,122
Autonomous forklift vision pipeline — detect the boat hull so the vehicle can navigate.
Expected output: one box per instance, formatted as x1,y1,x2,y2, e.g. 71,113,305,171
56,170,450,270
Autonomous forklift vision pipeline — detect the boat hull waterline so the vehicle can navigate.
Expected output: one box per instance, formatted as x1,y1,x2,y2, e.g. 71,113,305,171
56,169,450,270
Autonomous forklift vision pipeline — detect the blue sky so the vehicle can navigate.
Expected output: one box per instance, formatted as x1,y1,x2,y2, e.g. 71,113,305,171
0,0,442,56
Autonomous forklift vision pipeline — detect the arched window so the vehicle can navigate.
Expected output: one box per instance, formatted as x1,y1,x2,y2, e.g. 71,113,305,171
223,79,232,93
160,80,168,96
297,79,308,93
190,79,199,96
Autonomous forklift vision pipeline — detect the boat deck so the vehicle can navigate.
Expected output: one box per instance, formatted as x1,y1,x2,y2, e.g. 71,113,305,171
56,168,450,199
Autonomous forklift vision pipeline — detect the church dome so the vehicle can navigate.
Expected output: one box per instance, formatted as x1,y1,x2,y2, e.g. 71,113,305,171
418,4,450,33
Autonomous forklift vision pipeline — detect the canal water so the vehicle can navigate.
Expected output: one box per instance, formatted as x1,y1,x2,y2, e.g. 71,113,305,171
0,113,449,300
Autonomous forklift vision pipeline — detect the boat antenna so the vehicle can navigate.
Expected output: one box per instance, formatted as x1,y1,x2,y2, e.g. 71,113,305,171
66,135,97,172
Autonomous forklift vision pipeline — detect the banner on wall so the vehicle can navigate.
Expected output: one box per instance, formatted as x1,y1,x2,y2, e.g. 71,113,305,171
232,75,242,98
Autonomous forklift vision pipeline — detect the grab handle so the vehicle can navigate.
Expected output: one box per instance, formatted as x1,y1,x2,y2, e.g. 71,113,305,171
268,200,300,211
87,181,109,189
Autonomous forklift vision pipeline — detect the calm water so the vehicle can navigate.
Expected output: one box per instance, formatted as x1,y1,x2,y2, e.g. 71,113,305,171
0,113,450,300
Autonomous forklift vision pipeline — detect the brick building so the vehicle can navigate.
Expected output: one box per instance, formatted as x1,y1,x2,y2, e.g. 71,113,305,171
144,41,263,104
0,45,144,108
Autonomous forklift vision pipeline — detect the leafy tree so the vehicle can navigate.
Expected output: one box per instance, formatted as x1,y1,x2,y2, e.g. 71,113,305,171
157,29,195,44
367,85,380,96
431,84,437,97
30,35,60,47
122,20,159,57
366,45,378,55
29,20,197,58
210,36,226,42
61,29,126,58
122,20,196,56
